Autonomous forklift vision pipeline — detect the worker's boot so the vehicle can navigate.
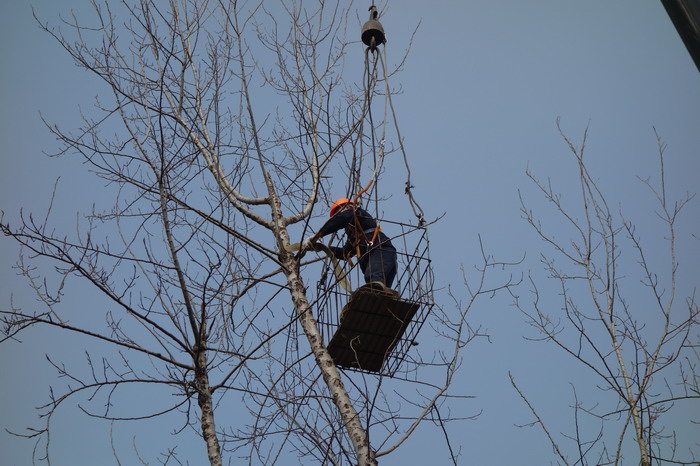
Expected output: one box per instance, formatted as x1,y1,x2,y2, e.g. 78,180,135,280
363,281,399,298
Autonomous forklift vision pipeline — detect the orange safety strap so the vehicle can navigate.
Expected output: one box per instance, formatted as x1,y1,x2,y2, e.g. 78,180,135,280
349,178,382,258
353,179,374,204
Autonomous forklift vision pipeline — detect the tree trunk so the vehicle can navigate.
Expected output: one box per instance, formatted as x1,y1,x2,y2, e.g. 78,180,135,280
266,176,377,465
196,350,223,466
284,253,377,465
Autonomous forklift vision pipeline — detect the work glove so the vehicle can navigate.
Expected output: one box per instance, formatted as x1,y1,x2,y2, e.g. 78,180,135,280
301,235,318,252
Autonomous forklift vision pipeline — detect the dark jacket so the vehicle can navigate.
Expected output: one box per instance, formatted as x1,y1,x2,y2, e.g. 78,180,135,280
317,205,394,261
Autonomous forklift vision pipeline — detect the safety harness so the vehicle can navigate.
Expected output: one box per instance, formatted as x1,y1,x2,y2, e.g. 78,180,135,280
347,180,382,259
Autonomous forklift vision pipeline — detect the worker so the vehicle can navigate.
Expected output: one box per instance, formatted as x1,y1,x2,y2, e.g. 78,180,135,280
302,198,397,290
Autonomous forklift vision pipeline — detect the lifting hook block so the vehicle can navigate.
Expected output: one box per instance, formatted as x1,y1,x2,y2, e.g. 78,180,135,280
361,5,386,50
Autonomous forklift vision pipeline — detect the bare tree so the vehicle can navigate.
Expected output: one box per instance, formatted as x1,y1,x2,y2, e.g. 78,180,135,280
1,1,516,464
513,122,700,465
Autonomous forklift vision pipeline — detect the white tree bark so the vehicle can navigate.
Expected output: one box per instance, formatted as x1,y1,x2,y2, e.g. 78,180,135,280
266,174,377,465
196,350,223,466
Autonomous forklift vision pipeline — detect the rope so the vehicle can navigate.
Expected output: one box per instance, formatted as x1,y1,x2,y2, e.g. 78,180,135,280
355,17,426,228
346,47,373,201
286,243,352,292
334,5,429,276
353,178,374,204
378,48,426,227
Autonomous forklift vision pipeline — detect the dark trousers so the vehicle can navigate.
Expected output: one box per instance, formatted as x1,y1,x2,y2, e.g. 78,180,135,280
362,246,397,288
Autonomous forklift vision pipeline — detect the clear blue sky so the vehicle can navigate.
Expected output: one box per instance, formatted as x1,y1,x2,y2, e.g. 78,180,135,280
2,1,699,464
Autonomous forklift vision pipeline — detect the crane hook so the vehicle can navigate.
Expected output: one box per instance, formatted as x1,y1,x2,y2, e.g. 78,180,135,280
361,5,386,50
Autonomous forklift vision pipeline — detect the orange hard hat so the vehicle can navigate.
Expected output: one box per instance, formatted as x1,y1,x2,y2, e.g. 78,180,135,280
330,198,352,217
